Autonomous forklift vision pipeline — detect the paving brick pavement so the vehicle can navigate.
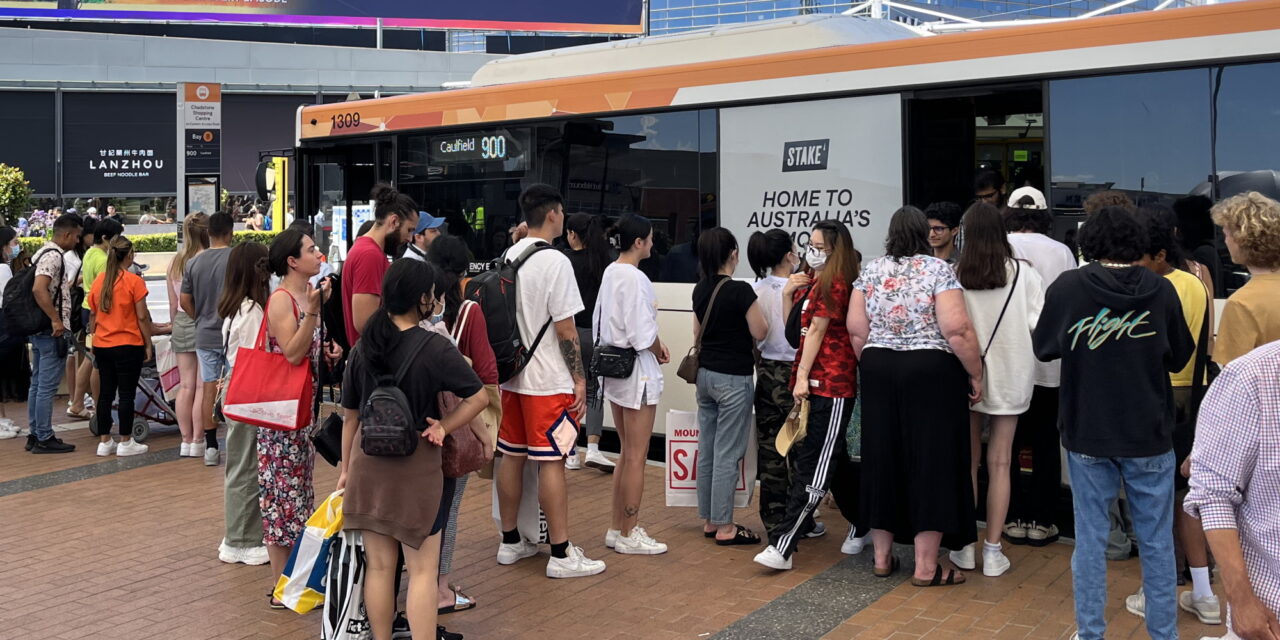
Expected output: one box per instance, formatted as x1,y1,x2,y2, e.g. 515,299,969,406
1,412,1230,639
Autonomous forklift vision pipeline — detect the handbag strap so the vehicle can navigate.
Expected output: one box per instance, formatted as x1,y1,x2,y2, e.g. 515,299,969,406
451,300,476,344
982,259,1021,359
254,289,302,350
695,277,730,349
1189,280,1212,409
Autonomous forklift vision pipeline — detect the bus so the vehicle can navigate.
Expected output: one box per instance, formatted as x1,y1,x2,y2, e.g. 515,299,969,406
295,0,1280,433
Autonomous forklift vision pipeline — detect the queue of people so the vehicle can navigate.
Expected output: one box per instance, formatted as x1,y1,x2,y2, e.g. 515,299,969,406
4,177,1279,640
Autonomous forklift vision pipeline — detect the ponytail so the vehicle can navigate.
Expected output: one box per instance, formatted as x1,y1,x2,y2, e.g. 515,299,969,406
99,236,133,314
747,229,792,280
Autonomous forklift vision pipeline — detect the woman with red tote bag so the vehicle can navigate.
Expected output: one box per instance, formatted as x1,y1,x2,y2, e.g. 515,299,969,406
256,228,342,607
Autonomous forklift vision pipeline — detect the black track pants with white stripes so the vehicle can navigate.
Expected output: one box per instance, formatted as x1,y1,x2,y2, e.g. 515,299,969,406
770,394,856,559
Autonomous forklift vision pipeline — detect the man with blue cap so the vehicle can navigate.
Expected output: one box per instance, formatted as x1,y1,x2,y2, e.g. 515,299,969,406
403,211,445,261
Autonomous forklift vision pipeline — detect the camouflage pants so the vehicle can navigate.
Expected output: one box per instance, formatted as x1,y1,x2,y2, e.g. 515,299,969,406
755,359,795,535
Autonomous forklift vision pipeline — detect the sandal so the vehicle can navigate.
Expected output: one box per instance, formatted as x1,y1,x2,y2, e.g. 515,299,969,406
873,556,900,578
66,408,93,420
714,524,761,546
910,564,966,587
438,585,476,615
268,593,286,610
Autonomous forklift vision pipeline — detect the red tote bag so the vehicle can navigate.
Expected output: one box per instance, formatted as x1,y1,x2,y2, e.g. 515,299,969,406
222,296,314,431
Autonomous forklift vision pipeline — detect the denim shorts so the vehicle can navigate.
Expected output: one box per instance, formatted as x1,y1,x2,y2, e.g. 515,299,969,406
196,347,228,383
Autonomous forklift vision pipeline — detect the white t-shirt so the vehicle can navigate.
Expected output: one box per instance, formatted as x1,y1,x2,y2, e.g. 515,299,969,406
594,262,663,409
500,238,584,396
751,275,796,362
1008,232,1077,387
221,299,264,370
0,263,12,305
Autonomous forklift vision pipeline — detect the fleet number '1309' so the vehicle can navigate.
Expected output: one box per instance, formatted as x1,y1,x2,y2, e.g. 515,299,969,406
331,112,361,129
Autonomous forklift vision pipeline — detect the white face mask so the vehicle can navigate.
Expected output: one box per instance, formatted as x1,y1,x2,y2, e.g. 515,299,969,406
805,245,828,270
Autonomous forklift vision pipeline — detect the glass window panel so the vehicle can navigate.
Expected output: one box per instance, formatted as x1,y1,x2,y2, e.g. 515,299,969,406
1213,62,1280,178
1049,69,1211,212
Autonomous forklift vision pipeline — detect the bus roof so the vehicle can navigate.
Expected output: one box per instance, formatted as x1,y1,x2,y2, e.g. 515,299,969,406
299,0,1280,142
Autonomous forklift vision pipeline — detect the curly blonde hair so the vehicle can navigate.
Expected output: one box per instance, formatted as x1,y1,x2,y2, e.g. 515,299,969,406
1212,191,1280,269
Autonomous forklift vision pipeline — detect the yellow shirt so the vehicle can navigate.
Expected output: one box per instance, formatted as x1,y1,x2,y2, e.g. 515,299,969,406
1214,272,1280,366
1167,268,1207,387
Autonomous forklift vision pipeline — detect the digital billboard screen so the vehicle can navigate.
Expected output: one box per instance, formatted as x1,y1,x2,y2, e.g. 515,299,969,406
0,0,644,33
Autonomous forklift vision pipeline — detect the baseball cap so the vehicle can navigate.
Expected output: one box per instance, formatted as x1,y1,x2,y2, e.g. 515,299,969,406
1007,186,1047,210
86,206,98,215
414,212,445,234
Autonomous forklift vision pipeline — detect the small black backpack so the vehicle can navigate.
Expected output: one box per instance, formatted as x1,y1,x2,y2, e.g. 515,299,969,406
358,331,431,457
2,247,64,338
464,241,556,383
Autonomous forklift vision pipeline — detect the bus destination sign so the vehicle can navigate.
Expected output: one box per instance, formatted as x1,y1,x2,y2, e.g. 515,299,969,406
428,129,530,169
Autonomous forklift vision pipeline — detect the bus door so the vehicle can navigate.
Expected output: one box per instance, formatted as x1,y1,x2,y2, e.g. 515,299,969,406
905,83,1044,210
299,139,394,259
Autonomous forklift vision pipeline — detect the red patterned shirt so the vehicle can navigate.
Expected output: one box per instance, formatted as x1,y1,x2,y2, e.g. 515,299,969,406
792,280,857,399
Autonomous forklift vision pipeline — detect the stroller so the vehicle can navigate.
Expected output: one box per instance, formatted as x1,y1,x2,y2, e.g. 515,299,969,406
73,334,180,442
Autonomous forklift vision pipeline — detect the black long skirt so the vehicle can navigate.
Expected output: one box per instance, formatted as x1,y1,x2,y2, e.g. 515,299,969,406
858,347,976,546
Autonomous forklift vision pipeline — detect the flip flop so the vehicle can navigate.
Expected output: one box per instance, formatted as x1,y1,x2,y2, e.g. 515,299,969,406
873,556,900,578
910,564,966,587
714,524,761,546
268,593,286,610
438,586,476,615
66,408,93,420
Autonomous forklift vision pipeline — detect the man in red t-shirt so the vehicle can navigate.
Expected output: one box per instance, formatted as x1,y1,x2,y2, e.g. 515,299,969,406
341,186,419,346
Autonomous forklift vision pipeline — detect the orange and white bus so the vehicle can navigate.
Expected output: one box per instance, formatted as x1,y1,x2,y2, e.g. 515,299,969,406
296,0,1280,428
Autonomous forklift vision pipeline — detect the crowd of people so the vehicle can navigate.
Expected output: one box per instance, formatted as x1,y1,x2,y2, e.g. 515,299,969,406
1,173,1279,640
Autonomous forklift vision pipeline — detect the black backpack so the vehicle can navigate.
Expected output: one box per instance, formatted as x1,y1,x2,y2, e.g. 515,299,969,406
2,247,64,338
358,331,431,457
464,241,556,383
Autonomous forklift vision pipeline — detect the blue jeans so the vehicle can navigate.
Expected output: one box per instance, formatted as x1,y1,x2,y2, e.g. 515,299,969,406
1067,450,1177,640
27,333,67,442
694,369,754,526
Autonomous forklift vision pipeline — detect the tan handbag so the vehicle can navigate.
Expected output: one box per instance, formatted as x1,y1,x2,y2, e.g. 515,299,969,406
776,398,810,457
677,278,729,384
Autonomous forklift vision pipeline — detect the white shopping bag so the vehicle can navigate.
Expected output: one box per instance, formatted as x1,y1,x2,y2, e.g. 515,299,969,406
489,454,549,544
665,409,758,508
155,336,179,402
322,530,371,640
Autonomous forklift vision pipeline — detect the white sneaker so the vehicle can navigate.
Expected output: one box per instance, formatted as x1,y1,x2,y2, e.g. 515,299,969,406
179,442,191,457
753,544,793,571
949,543,976,570
496,539,539,565
1179,590,1222,625
116,439,149,457
584,449,616,473
614,527,667,555
604,529,619,548
841,526,867,555
804,521,827,538
219,540,271,565
0,423,19,439
190,442,206,459
1126,588,1146,618
564,453,582,470
204,447,220,466
546,544,606,578
96,440,118,456
982,546,1011,577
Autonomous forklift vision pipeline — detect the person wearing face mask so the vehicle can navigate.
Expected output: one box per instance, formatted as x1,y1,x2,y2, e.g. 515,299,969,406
747,230,801,536
756,221,863,571
342,184,420,347
0,226,30,439
691,227,769,547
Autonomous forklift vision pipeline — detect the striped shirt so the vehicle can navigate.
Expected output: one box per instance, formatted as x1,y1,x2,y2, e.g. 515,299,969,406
1184,339,1280,619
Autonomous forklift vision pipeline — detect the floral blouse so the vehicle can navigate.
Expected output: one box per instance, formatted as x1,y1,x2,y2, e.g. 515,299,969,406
854,254,961,352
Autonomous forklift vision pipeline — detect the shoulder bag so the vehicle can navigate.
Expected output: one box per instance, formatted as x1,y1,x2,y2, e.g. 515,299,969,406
784,285,811,349
441,301,495,478
223,293,315,431
677,277,729,384
589,295,637,379
981,259,1021,366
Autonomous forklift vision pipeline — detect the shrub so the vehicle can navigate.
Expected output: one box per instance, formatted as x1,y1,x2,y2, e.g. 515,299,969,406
0,164,33,227
19,229,281,257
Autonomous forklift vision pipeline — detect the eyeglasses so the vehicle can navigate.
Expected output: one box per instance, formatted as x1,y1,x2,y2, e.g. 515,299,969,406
928,226,952,234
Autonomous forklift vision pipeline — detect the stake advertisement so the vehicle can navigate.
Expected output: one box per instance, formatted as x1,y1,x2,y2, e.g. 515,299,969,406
718,94,903,277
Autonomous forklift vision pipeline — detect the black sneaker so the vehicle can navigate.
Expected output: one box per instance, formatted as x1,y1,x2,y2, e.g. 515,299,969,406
31,436,76,454
391,612,411,640
438,625,463,640
24,433,36,451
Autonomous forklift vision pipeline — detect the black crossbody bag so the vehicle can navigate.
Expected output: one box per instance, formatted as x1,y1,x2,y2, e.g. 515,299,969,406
589,308,637,379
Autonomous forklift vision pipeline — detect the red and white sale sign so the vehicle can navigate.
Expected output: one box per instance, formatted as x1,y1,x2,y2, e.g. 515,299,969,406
665,410,757,509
